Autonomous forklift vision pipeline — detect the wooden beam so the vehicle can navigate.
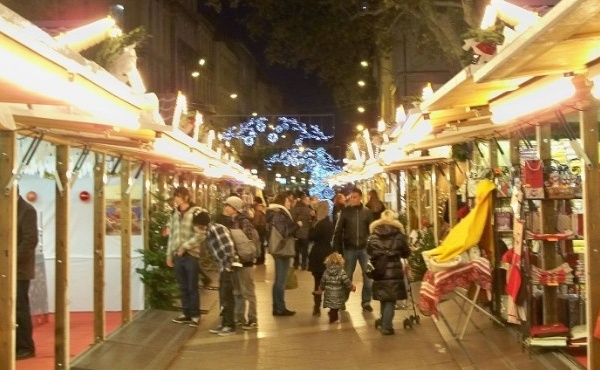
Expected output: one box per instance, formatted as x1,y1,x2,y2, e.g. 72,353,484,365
142,162,151,308
580,99,600,369
416,167,424,229
93,153,106,343
55,145,70,369
0,131,18,370
447,162,458,228
120,160,132,324
536,124,558,324
431,164,440,245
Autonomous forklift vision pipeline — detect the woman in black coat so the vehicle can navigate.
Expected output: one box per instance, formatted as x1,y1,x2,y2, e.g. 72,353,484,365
308,201,334,316
366,210,410,335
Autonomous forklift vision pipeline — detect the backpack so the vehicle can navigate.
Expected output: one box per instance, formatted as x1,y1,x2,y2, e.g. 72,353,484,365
229,228,259,263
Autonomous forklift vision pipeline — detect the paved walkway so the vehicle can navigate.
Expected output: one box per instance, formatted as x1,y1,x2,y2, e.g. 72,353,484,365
163,261,580,370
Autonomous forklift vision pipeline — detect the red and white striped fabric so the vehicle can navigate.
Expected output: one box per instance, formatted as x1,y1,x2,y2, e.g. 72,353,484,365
419,257,492,317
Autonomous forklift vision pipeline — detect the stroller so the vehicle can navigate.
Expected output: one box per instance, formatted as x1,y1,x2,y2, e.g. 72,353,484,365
398,258,420,329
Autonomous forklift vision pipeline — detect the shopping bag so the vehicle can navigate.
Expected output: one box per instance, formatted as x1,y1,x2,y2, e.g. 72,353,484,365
268,226,296,257
285,268,298,290
522,160,544,199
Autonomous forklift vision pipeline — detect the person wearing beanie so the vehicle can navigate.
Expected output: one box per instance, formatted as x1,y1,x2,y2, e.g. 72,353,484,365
223,196,261,330
191,209,238,336
366,210,411,335
166,187,203,326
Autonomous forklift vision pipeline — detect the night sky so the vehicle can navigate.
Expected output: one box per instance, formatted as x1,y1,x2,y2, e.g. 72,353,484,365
198,4,339,120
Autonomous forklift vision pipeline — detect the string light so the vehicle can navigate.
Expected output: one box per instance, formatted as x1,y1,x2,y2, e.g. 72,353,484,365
222,116,333,146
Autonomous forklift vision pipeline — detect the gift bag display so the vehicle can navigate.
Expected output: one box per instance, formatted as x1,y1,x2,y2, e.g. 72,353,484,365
522,160,544,199
544,159,577,199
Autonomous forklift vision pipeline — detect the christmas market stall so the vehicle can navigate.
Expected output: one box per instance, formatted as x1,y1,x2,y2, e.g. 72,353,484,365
0,4,263,369
378,0,600,367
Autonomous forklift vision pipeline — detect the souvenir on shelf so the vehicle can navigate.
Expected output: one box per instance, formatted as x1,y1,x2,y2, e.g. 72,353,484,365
522,159,544,199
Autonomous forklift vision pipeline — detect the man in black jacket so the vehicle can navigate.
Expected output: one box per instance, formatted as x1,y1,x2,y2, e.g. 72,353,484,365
16,193,39,360
332,188,374,312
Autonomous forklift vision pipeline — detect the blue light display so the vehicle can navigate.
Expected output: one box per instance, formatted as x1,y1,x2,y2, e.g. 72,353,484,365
221,116,340,199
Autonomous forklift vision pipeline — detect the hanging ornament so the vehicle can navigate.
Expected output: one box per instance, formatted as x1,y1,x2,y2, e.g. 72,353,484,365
26,191,38,203
79,190,91,202
463,38,497,64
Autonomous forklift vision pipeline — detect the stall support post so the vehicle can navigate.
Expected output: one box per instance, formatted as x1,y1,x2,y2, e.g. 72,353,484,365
0,131,18,370
580,99,600,369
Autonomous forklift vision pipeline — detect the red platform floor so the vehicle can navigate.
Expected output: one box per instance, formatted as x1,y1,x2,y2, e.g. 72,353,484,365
16,311,123,370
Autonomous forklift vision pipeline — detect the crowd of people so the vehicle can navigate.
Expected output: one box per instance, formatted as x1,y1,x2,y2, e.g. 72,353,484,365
166,186,411,336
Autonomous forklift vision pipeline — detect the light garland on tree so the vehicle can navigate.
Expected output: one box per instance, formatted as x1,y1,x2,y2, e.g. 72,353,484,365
221,116,339,199
264,147,341,199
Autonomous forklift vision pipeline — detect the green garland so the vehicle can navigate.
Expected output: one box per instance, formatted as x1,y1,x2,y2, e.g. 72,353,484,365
461,23,505,45
407,226,436,282
80,27,146,70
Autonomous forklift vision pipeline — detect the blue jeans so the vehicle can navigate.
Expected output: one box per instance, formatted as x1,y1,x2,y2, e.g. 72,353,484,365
380,301,396,331
342,248,372,306
272,256,292,313
219,270,235,327
174,254,200,318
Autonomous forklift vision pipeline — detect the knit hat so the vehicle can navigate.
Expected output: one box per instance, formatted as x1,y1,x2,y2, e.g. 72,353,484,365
224,196,244,213
192,210,211,226
369,209,405,234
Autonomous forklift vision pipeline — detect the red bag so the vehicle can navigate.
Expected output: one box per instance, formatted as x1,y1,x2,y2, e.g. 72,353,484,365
522,160,544,199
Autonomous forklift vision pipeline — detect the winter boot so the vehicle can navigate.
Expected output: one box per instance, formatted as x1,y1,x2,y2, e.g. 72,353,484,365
313,292,322,316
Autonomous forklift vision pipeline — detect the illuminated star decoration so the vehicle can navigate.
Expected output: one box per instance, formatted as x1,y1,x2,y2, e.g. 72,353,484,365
221,116,333,146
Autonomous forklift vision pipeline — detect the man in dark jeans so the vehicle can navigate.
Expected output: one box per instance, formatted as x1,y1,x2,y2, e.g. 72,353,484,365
166,187,203,326
16,192,39,360
332,188,374,312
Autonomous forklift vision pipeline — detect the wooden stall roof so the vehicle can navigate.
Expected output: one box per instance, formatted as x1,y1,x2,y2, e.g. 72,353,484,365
0,4,265,187
420,67,528,113
408,0,600,156
474,0,600,83
383,156,451,172
420,0,600,128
